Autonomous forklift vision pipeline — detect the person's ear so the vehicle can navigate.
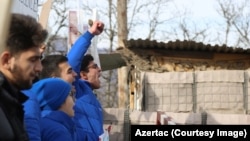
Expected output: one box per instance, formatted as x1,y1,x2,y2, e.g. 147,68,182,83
0,51,12,70
80,71,88,80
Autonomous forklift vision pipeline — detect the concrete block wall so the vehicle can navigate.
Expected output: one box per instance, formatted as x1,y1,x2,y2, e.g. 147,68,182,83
130,110,157,125
103,108,125,141
142,71,248,114
103,108,250,141
103,108,160,141
206,113,250,124
164,112,202,125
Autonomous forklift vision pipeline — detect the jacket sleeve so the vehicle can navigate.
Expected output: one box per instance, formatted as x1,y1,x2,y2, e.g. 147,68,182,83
24,118,41,141
67,31,94,76
22,90,41,141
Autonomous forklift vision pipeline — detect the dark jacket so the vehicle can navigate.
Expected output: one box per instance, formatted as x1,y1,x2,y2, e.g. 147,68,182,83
0,72,29,141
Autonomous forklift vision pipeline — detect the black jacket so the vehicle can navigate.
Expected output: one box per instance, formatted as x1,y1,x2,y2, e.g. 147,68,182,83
0,72,29,141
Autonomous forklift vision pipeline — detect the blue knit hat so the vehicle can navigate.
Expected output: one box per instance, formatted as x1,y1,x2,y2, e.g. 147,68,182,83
30,78,71,111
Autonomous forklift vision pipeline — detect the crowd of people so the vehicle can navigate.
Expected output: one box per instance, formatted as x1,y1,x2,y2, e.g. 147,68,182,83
0,13,106,141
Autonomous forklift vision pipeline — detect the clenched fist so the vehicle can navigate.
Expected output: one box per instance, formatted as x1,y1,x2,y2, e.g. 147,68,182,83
88,20,104,35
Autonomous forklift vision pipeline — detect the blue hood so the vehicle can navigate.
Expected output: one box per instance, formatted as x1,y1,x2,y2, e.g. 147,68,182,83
30,78,71,111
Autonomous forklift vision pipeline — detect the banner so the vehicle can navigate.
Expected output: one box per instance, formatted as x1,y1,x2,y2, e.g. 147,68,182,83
68,10,88,49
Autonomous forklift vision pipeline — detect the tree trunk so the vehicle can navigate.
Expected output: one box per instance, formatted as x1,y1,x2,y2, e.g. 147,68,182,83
117,0,129,108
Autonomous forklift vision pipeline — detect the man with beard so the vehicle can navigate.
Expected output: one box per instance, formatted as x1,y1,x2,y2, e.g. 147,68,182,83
22,21,103,141
0,13,48,141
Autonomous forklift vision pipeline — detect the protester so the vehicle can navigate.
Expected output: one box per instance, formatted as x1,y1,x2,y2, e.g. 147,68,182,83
67,21,105,141
30,78,76,141
23,55,77,140
23,20,103,141
40,55,77,116
22,19,49,141
0,13,47,141
40,55,77,85
39,44,47,59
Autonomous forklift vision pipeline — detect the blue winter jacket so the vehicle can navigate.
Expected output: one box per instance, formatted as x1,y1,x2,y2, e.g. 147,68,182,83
22,89,41,141
67,31,104,141
40,111,76,141
22,31,103,141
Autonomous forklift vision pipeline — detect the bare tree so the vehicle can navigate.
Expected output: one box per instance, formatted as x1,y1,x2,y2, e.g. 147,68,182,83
127,0,173,40
117,0,128,108
75,0,178,108
101,0,118,108
216,0,250,48
39,0,68,55
78,0,182,108
45,0,231,108
175,19,209,42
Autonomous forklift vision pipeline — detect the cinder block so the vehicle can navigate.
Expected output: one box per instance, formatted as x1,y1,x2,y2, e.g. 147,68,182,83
109,132,123,141
130,110,157,124
207,113,250,124
165,112,201,125
103,108,125,121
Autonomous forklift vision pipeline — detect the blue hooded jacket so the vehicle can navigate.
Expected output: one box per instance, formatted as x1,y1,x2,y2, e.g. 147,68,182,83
31,78,76,141
22,88,41,141
23,78,75,141
67,31,104,141
23,31,103,141
40,111,76,141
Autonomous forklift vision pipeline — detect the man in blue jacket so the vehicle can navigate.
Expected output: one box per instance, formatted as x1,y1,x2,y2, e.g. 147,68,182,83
23,55,78,141
67,21,105,141
23,20,104,141
30,78,76,141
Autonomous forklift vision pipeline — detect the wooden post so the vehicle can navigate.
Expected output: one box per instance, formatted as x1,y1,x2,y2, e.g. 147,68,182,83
0,1,12,54
130,81,135,109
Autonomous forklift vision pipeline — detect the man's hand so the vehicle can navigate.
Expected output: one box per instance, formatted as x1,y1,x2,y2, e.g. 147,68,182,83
88,20,104,35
